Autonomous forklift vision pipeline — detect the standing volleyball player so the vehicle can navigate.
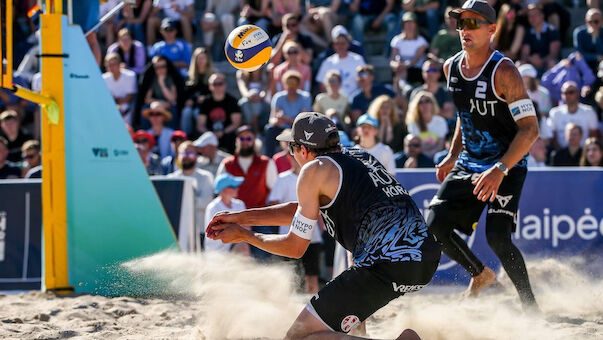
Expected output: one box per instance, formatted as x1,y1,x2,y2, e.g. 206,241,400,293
207,112,440,339
427,0,540,310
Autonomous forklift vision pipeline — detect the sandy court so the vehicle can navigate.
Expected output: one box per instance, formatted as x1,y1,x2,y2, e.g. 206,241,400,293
1,252,602,340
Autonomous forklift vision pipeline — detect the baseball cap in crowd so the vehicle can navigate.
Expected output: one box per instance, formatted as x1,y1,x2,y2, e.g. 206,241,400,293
193,131,219,148
276,112,339,149
449,0,497,24
214,173,245,194
331,25,351,41
402,12,417,23
356,114,379,128
236,125,255,136
161,18,178,30
518,64,538,78
132,130,156,149
0,110,18,121
171,130,187,141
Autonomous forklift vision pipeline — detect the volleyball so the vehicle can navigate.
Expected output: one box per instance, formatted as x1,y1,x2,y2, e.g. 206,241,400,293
224,25,272,72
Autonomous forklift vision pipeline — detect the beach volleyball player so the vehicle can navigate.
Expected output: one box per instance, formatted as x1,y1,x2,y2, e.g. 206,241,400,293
207,112,440,339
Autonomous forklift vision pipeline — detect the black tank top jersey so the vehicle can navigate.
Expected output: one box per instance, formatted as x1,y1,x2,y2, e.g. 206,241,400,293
447,50,527,172
318,147,439,267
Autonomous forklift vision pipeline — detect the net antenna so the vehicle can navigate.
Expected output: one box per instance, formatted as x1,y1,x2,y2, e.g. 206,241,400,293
0,0,13,88
85,0,137,37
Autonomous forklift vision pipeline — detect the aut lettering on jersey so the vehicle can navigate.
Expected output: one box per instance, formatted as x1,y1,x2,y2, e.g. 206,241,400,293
469,98,498,116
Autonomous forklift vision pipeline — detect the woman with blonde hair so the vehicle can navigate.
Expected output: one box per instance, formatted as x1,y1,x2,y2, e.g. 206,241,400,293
367,95,407,153
405,91,448,158
181,47,216,135
580,137,603,166
493,3,525,61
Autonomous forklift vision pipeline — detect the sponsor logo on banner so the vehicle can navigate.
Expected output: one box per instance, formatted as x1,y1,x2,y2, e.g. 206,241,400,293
341,315,360,333
92,147,109,158
0,211,6,262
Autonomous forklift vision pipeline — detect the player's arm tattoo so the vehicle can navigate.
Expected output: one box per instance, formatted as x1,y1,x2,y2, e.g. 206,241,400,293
494,60,529,102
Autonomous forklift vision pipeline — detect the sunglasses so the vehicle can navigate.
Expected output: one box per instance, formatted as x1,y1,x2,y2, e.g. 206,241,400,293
286,49,299,55
456,18,490,31
211,81,225,86
135,139,149,144
286,79,300,85
149,112,164,117
587,19,600,25
288,142,301,155
358,71,371,77
162,27,176,32
286,22,298,28
407,143,421,148
328,78,340,84
333,41,348,46
419,99,432,104
172,137,186,143
153,64,167,69
562,90,578,95
180,151,196,157
238,136,254,142
424,68,439,73
23,154,37,159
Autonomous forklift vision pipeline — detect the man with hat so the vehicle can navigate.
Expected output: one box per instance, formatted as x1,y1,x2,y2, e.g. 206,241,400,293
161,130,188,175
193,131,231,176
0,110,33,163
132,130,162,175
428,0,540,310
144,101,175,159
150,18,192,76
208,112,440,339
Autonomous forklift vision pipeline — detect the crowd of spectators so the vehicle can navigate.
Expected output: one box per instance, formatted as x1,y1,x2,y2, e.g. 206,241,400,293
2,0,602,283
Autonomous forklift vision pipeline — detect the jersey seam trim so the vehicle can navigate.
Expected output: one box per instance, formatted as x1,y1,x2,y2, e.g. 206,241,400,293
316,156,343,209
457,50,496,81
491,55,511,102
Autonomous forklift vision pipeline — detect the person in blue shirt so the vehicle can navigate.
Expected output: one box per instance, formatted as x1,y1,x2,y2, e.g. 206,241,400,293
573,8,603,74
151,18,192,77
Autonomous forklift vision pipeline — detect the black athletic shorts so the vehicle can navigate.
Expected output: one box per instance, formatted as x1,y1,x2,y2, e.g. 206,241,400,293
307,260,439,333
302,243,321,276
429,164,527,235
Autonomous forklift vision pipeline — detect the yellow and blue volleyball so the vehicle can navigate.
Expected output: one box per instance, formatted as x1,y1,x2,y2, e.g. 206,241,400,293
225,25,272,72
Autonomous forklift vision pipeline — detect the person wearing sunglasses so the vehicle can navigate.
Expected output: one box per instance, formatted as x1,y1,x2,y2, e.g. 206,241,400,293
207,112,440,339
573,8,603,74
394,134,434,169
20,140,42,179
428,1,541,312
150,18,192,77
270,13,313,66
272,41,312,94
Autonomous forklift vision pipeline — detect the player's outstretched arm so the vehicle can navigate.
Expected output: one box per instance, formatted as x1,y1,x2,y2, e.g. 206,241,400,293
207,201,298,231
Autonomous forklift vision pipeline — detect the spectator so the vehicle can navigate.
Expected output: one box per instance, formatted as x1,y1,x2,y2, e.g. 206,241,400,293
527,137,548,167
547,81,599,149
193,131,232,176
574,8,603,75
238,0,271,33
160,130,187,175
151,18,192,77
144,101,175,159
315,30,366,97
367,95,407,153
580,137,603,166
103,53,137,120
355,114,396,175
349,0,396,46
182,47,216,136
200,0,239,49
238,88,270,136
390,12,428,85
270,0,302,30
518,63,553,142
394,134,434,168
217,125,278,261
0,110,32,163
313,70,349,126
197,73,242,154
149,0,195,44
133,130,163,175
267,151,322,294
270,13,314,66
120,0,152,46
429,6,462,62
550,123,583,166
541,52,596,105
272,41,312,93
204,173,249,253
493,3,525,61
401,0,441,39
409,60,454,126
143,55,180,128
350,64,396,125
313,25,365,72
521,4,561,72
264,70,312,157
0,137,20,179
21,140,42,178
107,28,147,75
405,91,447,158
300,0,340,49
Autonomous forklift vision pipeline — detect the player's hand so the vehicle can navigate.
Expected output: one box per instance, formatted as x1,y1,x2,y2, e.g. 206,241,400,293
435,155,456,183
206,223,250,243
472,167,505,202
207,211,240,235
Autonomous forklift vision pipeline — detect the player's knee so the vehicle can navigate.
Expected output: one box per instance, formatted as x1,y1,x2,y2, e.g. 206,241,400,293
426,210,450,243
485,216,514,253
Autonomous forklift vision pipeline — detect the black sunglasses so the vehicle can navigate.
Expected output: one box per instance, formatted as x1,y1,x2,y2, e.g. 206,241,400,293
456,18,490,31
288,142,301,155
23,154,37,159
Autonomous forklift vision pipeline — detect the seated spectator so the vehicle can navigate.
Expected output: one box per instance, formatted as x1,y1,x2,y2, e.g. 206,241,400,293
574,8,603,74
313,70,349,126
300,0,340,49
182,47,216,136
204,173,248,253
238,0,271,33
270,13,314,66
160,130,187,175
315,30,366,97
238,88,270,136
200,0,239,49
493,3,525,61
193,131,232,176
108,28,147,76
409,60,454,127
264,71,312,156
390,12,428,85
168,141,215,244
401,0,441,39
547,81,599,149
550,123,583,166
355,114,396,175
148,0,195,45
272,41,312,93
120,0,152,46
405,91,448,158
144,101,175,159
133,130,163,175
103,53,137,120
142,55,180,128
313,25,365,72
428,6,462,62
21,140,42,178
521,4,561,72
0,137,20,179
367,95,407,153
580,137,603,166
542,52,596,105
270,0,302,30
350,65,396,125
0,110,32,163
527,137,548,167
349,0,396,46
197,73,242,154
394,134,434,168
151,18,192,76
519,63,553,141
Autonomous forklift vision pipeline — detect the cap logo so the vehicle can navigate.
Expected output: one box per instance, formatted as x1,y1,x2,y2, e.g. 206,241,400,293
464,0,478,8
304,130,314,140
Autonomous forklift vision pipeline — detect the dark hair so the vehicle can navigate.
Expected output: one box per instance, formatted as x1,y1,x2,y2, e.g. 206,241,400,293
305,131,342,156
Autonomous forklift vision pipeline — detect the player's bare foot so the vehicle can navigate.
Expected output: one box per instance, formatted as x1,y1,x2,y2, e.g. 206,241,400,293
396,328,422,340
465,267,496,298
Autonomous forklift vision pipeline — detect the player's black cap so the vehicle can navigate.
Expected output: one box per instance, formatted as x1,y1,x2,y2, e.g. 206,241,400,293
276,112,339,149
449,0,497,24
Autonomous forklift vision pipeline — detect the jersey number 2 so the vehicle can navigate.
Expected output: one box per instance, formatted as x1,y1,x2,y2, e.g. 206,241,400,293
475,81,487,99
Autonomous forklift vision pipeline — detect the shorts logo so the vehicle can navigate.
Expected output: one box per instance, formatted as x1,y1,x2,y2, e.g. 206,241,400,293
495,194,513,208
341,315,360,333
392,283,425,293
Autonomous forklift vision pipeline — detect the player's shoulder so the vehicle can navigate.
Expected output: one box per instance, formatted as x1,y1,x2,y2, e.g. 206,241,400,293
443,50,463,78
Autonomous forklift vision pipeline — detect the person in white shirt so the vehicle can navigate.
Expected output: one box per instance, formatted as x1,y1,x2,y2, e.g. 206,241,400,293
102,53,137,120
203,173,249,253
355,114,396,175
405,90,448,158
267,152,323,294
518,63,553,141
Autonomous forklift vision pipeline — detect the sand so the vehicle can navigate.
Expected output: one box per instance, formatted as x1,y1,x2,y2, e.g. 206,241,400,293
1,252,602,340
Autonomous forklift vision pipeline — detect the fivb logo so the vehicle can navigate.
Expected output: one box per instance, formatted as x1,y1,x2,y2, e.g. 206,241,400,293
0,211,6,262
